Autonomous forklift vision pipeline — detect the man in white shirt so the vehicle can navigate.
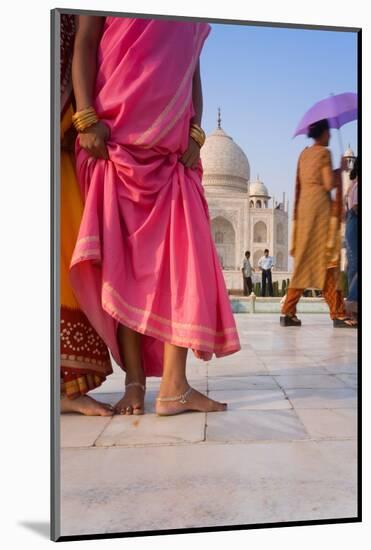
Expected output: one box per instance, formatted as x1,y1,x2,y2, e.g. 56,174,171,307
258,249,275,297
241,250,253,296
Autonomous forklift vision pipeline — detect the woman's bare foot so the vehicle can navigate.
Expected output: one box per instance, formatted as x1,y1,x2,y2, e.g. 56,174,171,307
61,394,114,416
113,382,146,415
155,385,227,416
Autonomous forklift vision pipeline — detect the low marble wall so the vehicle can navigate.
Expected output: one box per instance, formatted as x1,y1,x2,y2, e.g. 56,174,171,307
230,297,329,314
224,270,292,291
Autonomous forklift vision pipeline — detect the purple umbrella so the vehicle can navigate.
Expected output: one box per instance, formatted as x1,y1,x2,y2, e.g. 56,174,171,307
293,92,357,146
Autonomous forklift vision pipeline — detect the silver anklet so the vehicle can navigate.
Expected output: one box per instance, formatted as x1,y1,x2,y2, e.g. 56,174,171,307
156,387,192,404
125,382,146,392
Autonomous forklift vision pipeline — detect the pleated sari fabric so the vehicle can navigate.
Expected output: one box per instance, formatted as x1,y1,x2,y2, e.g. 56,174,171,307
70,17,241,377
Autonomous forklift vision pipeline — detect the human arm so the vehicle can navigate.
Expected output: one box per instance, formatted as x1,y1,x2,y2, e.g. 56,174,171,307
321,149,348,192
72,16,109,159
180,60,203,169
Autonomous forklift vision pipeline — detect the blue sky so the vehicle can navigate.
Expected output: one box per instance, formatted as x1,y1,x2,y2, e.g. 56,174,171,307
199,23,358,211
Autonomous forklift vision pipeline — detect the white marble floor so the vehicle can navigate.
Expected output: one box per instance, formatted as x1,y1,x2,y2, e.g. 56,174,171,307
60,314,358,537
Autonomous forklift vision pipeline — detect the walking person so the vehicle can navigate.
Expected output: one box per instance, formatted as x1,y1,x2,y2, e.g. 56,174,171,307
69,15,241,417
344,157,358,324
241,251,253,296
258,249,274,296
280,119,356,327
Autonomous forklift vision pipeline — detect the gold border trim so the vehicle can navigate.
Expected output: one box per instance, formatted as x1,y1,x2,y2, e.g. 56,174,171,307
103,282,238,336
75,235,100,246
71,249,101,263
103,297,240,352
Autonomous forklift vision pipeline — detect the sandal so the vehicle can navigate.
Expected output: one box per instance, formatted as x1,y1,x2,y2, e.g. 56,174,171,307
333,317,357,328
280,314,302,327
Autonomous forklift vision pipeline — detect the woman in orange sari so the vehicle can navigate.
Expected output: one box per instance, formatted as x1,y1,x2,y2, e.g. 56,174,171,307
60,14,114,416
281,119,356,328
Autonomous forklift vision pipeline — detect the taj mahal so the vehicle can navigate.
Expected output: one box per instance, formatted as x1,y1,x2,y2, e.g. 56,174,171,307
200,110,291,291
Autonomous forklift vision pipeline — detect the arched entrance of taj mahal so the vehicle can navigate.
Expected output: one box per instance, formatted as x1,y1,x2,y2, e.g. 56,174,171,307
211,216,236,270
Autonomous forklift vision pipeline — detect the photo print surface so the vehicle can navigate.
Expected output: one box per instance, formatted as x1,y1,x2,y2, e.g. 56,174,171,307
51,8,360,541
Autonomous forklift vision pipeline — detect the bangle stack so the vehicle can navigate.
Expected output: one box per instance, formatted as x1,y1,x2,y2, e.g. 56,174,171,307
72,106,99,132
189,123,206,148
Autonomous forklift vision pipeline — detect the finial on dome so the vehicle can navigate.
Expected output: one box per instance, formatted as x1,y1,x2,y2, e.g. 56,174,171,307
257,173,260,181
217,107,221,129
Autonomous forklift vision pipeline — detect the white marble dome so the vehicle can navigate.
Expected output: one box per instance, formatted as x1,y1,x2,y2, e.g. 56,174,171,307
249,178,270,197
200,126,250,193
344,146,355,158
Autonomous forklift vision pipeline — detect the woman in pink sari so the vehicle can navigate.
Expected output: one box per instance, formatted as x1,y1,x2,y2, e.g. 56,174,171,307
70,15,241,416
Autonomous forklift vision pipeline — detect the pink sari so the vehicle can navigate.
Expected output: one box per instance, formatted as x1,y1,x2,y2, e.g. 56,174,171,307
70,17,241,376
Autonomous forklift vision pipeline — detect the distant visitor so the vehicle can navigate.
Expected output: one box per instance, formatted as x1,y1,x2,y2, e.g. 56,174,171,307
241,251,254,296
258,249,274,297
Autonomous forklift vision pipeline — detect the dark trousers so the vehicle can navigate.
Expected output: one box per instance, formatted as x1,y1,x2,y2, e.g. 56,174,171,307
262,269,273,296
345,210,358,303
243,276,253,296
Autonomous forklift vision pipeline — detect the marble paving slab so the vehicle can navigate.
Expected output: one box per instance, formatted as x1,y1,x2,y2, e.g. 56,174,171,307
208,375,279,391
273,373,347,389
208,389,291,410
207,362,268,376
334,374,358,388
284,388,357,409
61,415,113,448
321,360,358,374
60,313,358,537
61,439,357,536
95,411,206,447
205,409,309,442
295,408,357,440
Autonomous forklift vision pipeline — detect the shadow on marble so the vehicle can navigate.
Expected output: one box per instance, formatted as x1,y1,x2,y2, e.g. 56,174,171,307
284,388,357,409
208,362,268,376
208,389,291,410
264,364,329,376
334,374,357,388
295,408,357,439
208,375,279,391
321,360,358,375
206,409,309,442
273,373,347,389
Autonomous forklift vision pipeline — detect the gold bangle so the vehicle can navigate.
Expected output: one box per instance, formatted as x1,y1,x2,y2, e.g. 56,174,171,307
190,122,204,133
190,128,205,147
190,124,205,136
73,111,98,123
189,123,206,147
72,106,96,118
72,106,99,133
74,116,99,132
73,113,98,125
74,113,97,124
189,133,203,148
